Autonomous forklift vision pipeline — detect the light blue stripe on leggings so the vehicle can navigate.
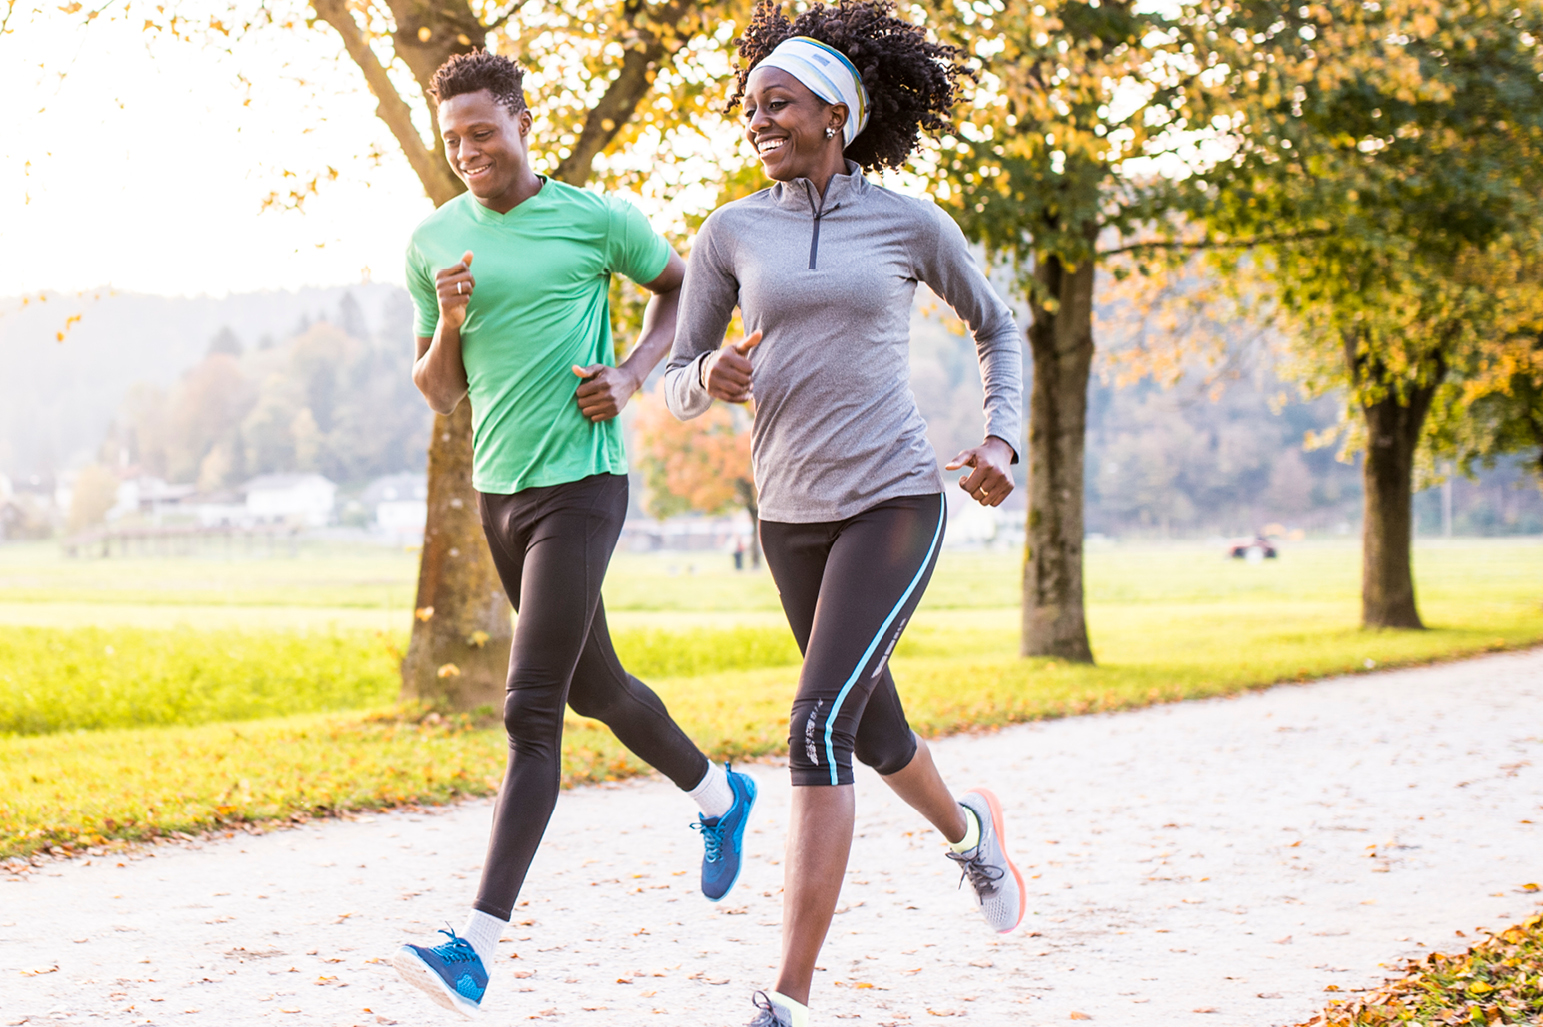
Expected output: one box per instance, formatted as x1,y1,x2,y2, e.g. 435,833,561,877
821,495,946,785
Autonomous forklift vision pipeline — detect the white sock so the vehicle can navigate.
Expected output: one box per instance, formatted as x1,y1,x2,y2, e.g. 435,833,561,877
687,761,735,819
767,990,810,1027
949,805,982,854
461,909,506,966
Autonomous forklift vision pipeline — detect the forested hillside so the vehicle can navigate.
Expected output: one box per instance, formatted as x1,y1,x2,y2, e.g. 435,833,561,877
4,284,1538,536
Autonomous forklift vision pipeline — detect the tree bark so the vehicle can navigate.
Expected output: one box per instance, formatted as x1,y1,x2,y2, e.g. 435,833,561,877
1353,344,1443,630
736,478,761,569
1021,247,1096,663
400,403,513,708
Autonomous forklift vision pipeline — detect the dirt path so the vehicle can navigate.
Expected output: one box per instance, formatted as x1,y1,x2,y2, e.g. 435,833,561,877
4,650,1541,1026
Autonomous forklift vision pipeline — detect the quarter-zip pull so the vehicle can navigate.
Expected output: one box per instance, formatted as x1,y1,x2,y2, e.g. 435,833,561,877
808,200,842,270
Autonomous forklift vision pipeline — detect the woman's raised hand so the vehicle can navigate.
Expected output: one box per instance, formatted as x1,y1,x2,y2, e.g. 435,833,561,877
946,437,1016,507
704,330,762,403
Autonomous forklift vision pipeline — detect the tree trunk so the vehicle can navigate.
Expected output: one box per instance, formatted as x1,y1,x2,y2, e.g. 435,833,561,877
1021,248,1096,662
736,479,761,569
400,402,512,709
1357,363,1442,630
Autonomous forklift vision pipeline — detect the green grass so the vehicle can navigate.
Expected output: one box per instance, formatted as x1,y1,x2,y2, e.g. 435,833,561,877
2,538,1541,860
0,626,402,736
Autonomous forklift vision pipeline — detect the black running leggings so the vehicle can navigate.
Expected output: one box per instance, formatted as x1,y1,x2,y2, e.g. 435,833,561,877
473,473,709,920
759,492,945,788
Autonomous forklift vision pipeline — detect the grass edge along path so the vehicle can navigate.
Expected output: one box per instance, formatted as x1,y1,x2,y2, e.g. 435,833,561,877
4,620,1541,865
1294,907,1543,1026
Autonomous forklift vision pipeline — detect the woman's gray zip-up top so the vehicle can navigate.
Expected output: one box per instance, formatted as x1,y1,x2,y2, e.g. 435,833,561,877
662,161,1023,524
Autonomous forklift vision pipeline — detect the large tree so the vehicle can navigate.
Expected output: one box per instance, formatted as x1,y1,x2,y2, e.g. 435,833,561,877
925,0,1250,661
1193,0,1543,628
307,0,746,706
36,0,748,706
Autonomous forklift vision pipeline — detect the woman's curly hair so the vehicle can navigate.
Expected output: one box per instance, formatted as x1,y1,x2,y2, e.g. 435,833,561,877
727,0,972,171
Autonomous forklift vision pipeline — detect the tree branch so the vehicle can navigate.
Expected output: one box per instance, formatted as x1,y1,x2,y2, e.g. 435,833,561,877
484,0,537,34
1099,229,1332,259
552,0,696,186
311,0,463,205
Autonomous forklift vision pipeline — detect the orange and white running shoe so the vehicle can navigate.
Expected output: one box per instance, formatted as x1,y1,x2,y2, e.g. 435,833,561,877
949,789,1027,934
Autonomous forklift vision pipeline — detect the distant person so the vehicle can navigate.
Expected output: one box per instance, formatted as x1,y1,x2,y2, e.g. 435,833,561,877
392,50,756,1018
662,3,1027,1025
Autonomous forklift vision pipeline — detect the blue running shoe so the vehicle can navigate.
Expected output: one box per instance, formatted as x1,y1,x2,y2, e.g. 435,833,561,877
694,763,757,901
392,928,487,1018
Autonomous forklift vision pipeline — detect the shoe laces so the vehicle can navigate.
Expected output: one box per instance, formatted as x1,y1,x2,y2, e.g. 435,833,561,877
747,990,789,1027
428,927,478,964
693,816,726,864
947,846,1005,899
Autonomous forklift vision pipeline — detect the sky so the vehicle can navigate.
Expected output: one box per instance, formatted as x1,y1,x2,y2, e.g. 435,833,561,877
1,2,443,297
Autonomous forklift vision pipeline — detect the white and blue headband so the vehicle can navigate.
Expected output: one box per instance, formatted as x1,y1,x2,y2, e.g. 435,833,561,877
757,36,870,147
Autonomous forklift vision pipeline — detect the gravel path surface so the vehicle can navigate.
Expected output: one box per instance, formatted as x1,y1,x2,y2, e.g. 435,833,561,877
5,650,1542,1027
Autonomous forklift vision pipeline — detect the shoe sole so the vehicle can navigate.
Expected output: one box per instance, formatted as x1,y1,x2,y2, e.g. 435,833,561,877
971,786,1027,933
391,947,480,1019
707,770,759,903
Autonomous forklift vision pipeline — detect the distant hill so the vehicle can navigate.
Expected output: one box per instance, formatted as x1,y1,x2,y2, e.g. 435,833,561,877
0,284,412,483
4,281,1535,538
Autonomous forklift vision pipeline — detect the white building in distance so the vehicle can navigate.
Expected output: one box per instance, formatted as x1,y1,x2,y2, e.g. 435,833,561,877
243,474,337,527
360,472,427,540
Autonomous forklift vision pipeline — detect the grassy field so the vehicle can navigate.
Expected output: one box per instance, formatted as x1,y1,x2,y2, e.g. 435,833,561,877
2,537,1541,859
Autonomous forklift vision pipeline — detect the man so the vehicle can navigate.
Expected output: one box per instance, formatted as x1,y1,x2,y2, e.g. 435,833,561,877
391,50,756,1018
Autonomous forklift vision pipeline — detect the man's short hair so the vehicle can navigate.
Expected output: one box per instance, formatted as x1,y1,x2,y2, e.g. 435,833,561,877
429,50,528,115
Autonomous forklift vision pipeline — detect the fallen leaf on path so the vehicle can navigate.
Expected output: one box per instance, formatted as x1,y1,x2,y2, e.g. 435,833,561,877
1193,1007,1218,1013
1069,1012,1092,1021
1274,936,1293,944
1257,992,1282,999
926,1010,962,1017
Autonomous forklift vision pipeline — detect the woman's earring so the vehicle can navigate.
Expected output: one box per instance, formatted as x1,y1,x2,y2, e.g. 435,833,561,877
825,127,836,139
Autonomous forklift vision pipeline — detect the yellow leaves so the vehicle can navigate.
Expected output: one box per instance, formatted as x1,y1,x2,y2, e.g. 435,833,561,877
57,2,81,13
55,312,82,343
413,606,434,622
416,25,431,42
466,631,490,649
436,663,460,679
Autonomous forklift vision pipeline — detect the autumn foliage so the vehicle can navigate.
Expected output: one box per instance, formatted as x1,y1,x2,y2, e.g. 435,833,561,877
630,391,754,522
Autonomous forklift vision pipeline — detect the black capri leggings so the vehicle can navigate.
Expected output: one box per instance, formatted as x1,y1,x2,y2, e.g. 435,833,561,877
759,492,945,787
473,473,709,920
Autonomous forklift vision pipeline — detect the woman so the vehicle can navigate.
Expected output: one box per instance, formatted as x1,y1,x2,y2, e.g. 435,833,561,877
661,3,1027,1024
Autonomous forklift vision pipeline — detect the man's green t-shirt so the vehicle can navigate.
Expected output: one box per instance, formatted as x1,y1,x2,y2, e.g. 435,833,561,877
405,180,670,494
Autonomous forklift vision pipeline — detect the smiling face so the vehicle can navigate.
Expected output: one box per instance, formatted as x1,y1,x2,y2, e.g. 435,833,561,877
742,64,847,184
438,89,535,210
